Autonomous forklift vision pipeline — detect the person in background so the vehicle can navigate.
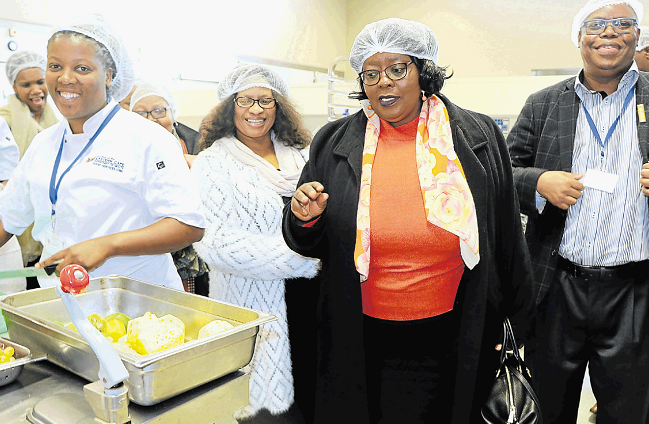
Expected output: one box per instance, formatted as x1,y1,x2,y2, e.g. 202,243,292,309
635,25,649,71
1,51,59,156
0,117,19,186
0,14,205,290
129,81,209,296
507,1,649,422
590,18,648,422
1,50,59,286
0,116,26,293
130,81,201,163
118,80,140,110
282,18,535,424
192,64,320,424
121,79,200,157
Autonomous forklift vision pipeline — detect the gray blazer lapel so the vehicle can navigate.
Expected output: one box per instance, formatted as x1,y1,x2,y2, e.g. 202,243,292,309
558,80,580,172
636,73,649,162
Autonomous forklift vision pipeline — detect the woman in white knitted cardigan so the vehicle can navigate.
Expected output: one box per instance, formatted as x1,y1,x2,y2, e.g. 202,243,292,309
192,64,319,423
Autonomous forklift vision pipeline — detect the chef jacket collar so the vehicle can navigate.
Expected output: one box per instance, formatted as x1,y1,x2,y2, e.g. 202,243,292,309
62,99,120,138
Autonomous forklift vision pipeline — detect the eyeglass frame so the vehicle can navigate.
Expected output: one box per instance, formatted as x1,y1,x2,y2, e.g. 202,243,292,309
233,96,277,109
581,18,638,35
359,61,413,86
134,107,169,119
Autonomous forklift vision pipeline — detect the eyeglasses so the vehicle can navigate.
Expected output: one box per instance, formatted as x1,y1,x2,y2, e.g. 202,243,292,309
582,18,637,35
359,61,413,86
234,97,276,109
134,107,168,119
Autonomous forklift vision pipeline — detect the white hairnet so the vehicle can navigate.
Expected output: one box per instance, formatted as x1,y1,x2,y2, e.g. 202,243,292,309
349,18,439,74
129,82,179,120
5,51,46,86
571,0,643,47
51,14,135,102
637,26,649,50
216,64,290,101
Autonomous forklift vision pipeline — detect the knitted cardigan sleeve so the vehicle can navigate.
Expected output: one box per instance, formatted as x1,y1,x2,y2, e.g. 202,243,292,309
192,145,320,281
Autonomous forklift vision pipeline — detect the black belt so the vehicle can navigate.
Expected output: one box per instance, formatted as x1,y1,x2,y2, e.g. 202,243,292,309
557,256,649,280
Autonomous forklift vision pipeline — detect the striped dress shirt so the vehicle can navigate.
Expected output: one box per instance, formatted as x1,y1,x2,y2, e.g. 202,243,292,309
559,63,649,266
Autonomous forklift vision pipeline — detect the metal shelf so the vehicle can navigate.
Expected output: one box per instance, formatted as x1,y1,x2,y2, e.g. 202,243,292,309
327,56,361,122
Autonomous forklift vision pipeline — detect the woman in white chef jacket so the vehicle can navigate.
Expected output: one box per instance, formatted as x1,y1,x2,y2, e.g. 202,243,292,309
0,116,26,293
0,15,206,290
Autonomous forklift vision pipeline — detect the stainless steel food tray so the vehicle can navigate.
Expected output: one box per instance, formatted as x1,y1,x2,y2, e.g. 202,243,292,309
0,275,275,406
0,338,46,387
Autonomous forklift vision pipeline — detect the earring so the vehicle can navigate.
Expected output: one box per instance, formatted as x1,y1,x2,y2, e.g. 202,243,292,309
367,104,373,110
421,90,427,101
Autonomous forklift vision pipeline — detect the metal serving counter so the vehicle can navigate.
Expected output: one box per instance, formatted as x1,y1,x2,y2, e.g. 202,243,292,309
0,276,277,423
0,359,246,423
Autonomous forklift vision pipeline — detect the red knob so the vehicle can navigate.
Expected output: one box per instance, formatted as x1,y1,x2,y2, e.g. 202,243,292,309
60,264,90,294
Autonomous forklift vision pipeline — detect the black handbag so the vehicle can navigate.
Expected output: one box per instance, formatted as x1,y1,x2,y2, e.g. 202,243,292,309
481,317,542,424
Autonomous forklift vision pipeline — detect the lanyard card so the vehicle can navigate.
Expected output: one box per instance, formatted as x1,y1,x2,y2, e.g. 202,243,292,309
582,168,618,193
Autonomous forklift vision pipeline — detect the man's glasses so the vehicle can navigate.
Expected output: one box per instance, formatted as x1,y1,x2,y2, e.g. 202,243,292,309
359,61,413,86
234,97,276,109
582,18,637,35
134,107,168,119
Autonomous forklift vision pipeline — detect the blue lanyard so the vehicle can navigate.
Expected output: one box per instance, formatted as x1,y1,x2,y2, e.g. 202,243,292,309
581,86,635,163
49,104,121,215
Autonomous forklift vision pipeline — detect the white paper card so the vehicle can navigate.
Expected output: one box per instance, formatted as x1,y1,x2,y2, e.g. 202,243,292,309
582,169,619,193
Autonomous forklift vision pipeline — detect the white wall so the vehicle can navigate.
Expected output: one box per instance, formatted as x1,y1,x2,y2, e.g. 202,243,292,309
2,0,350,130
2,0,348,81
442,75,570,116
4,0,646,132
345,0,648,79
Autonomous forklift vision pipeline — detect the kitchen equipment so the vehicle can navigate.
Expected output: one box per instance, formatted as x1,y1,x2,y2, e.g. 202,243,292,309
0,274,276,405
54,264,131,424
0,337,47,387
0,360,247,424
55,264,129,389
0,262,60,280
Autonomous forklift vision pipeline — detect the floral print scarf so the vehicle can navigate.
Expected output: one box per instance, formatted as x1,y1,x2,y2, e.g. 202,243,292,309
353,96,480,282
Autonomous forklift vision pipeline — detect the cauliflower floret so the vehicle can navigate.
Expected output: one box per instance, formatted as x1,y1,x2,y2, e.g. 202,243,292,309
111,341,140,356
198,319,235,339
127,312,185,355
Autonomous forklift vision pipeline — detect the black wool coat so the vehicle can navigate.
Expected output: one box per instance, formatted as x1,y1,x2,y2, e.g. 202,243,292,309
282,93,535,424
175,121,201,155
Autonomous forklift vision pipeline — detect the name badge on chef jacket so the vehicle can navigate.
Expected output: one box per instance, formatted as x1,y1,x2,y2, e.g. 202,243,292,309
41,229,67,261
582,169,619,193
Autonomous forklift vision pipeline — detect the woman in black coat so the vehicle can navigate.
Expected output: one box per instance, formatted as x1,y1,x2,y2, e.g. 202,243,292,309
282,18,535,424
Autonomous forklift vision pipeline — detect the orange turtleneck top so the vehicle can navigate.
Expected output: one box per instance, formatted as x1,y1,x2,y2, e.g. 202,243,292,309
361,117,465,321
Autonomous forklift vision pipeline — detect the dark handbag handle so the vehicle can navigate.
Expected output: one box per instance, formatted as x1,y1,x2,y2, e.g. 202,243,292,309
482,318,543,424
499,317,523,368
501,317,543,421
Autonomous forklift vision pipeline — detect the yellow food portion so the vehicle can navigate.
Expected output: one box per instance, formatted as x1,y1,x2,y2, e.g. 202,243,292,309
87,313,106,333
58,312,236,356
105,312,130,328
0,346,16,364
111,341,139,356
127,312,185,355
104,319,127,342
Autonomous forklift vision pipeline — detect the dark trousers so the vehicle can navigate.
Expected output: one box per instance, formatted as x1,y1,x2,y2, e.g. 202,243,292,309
26,258,40,290
363,311,459,424
528,264,649,424
285,277,318,424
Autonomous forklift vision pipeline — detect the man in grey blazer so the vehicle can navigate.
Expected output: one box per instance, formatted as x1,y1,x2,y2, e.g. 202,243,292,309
636,26,649,71
507,0,649,423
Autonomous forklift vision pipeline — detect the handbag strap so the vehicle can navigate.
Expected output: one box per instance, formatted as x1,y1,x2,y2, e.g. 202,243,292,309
509,365,543,410
499,317,523,365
